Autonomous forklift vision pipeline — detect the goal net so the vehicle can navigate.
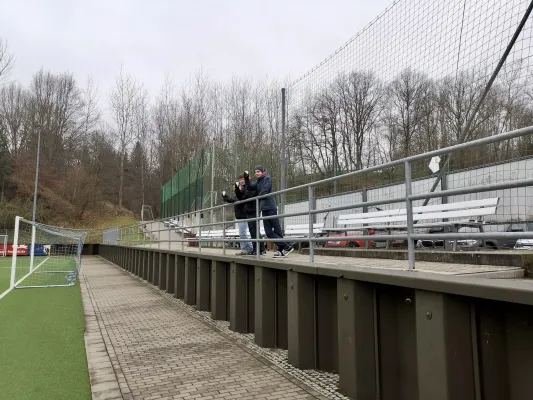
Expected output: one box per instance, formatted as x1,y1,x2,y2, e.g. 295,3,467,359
0,235,6,257
10,216,87,289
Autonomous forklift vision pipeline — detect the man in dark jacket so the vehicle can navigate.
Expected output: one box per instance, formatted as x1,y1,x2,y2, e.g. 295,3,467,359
241,174,266,255
222,175,253,255
245,165,293,257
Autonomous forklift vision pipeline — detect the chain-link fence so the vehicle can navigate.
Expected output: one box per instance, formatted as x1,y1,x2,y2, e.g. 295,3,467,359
157,0,533,232
160,150,209,218
285,0,533,224
160,145,285,228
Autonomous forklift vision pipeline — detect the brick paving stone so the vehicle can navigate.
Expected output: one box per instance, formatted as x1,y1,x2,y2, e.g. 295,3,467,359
81,257,323,400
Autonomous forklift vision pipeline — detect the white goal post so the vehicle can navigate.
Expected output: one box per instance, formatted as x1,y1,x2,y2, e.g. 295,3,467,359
9,216,87,291
0,234,7,257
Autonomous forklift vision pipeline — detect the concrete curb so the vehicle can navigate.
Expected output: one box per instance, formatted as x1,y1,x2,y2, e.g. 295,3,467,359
80,271,125,400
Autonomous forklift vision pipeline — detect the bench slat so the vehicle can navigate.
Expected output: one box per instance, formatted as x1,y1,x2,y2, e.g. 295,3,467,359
324,219,484,232
285,223,324,229
285,223,324,237
341,206,496,226
338,197,499,222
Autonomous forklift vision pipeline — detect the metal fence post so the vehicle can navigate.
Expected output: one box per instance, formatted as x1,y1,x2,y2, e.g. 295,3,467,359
222,205,226,255
181,219,185,251
404,161,415,271
256,198,260,259
441,164,453,250
362,187,369,249
308,186,315,263
157,222,161,249
199,212,202,253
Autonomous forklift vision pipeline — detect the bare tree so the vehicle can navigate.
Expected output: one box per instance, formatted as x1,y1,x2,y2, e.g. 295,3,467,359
386,68,431,158
415,81,440,153
0,38,14,84
71,78,100,203
152,75,180,184
310,87,342,177
335,71,384,170
26,70,91,173
0,83,27,155
134,88,149,206
109,66,143,208
438,70,490,144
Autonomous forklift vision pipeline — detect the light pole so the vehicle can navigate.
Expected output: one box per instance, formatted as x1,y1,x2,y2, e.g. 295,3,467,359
29,125,41,273
32,126,42,223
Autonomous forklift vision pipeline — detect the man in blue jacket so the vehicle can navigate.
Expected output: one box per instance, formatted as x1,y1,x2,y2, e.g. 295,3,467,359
245,165,293,257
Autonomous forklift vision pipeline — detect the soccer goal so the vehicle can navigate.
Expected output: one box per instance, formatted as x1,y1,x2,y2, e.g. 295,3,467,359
0,234,7,257
10,216,87,289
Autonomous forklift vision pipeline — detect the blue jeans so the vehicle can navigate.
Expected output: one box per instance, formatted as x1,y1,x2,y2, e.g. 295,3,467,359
262,209,289,251
238,221,252,252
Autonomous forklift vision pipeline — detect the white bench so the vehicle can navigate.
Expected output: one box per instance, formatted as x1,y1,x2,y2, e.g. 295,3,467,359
185,222,268,248
194,227,255,248
164,218,180,228
173,224,193,235
323,198,500,250
284,223,325,252
284,223,325,238
163,218,194,235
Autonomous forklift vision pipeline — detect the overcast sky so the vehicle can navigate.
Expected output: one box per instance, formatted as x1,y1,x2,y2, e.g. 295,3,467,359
0,0,392,102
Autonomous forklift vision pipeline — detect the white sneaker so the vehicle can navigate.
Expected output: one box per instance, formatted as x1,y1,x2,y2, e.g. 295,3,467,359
273,247,294,258
283,247,294,256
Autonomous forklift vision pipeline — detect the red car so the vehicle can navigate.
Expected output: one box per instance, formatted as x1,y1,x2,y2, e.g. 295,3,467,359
319,230,375,248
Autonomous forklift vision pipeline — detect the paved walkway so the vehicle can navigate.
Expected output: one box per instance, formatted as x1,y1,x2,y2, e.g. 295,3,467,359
81,256,323,400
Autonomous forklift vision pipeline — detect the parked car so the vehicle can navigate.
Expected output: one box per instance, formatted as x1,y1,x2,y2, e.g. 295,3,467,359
514,238,533,250
486,224,533,249
317,230,375,248
423,224,533,250
485,229,522,249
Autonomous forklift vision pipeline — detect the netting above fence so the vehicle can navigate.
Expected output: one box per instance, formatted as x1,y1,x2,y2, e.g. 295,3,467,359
287,0,533,196
291,0,532,88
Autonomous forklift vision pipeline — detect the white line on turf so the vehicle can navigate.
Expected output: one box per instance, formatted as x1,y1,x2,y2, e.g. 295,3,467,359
0,257,50,301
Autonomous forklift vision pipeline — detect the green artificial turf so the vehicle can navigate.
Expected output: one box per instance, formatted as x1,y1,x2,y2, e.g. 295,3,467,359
0,274,90,399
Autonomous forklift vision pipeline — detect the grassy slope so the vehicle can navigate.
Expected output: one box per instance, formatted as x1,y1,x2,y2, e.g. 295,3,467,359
0,284,90,400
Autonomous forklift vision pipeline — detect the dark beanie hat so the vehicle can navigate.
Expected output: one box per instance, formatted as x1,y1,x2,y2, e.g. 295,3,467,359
254,165,266,172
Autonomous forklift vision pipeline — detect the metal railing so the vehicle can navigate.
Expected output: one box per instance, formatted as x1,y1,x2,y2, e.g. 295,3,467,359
110,125,533,270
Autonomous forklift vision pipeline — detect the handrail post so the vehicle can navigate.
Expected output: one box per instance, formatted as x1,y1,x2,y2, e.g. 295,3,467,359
404,161,415,271
181,217,185,251
308,185,315,263
198,212,202,253
256,198,260,259
222,205,226,255
157,223,160,249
